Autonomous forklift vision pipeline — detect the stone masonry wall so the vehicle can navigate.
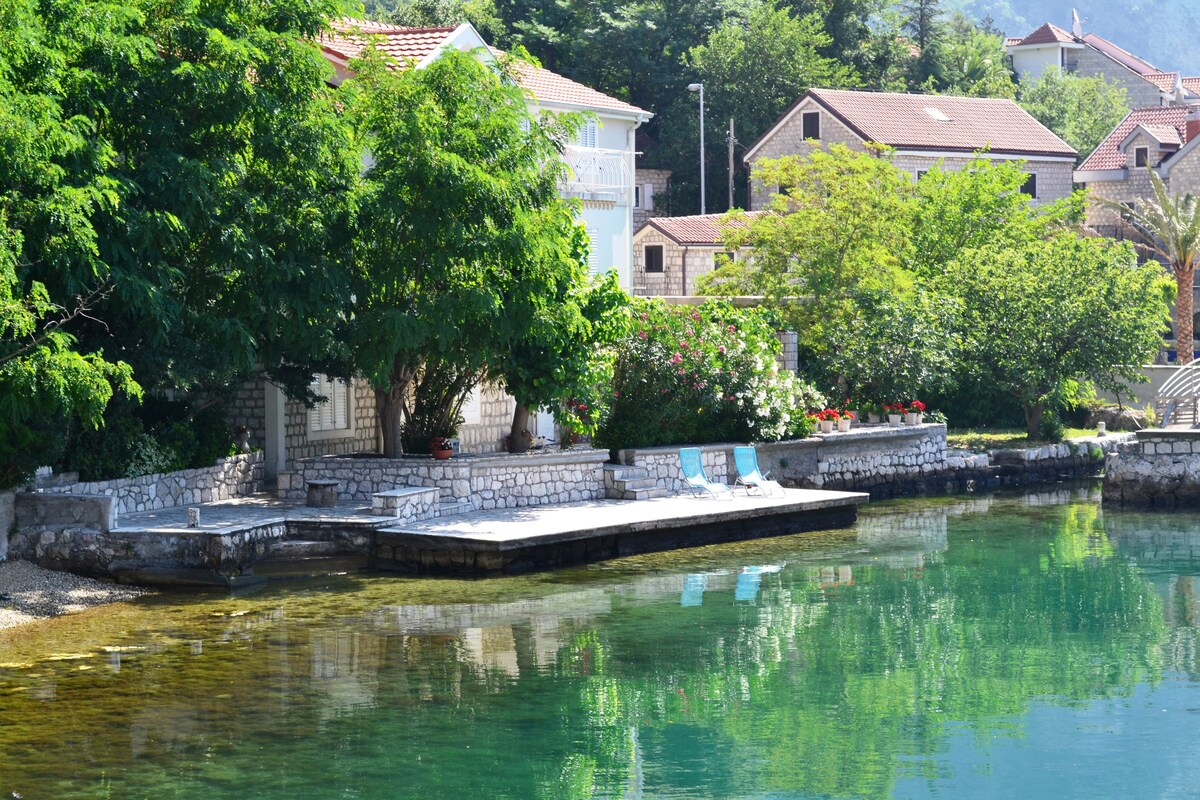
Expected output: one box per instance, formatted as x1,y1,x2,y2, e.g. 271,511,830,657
890,154,1073,207
458,382,516,454
1063,46,1164,109
1104,429,1200,509
226,377,268,455
618,444,731,494
37,452,264,517
281,449,609,511
285,377,379,464
633,167,672,229
748,98,864,210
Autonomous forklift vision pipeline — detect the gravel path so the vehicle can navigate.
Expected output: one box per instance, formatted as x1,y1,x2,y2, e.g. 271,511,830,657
0,560,149,629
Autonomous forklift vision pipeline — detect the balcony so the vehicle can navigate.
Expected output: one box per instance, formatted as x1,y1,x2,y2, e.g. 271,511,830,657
560,146,631,203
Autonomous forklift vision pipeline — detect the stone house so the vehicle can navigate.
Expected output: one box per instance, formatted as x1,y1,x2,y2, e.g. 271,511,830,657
743,88,1077,211
1006,19,1200,112
227,21,652,477
633,162,672,230
632,213,761,297
1075,104,1200,356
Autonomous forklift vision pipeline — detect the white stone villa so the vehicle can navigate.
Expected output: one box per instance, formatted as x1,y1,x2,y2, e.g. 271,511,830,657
743,88,1077,211
228,19,652,476
1005,17,1200,110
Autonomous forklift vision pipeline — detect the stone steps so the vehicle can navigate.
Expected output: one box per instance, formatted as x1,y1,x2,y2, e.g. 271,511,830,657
438,500,474,517
603,464,667,500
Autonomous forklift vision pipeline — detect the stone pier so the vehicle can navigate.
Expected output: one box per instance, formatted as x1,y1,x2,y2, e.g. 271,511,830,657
1103,428,1200,509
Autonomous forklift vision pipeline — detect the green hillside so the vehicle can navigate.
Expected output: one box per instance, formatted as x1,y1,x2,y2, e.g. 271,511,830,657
949,0,1200,74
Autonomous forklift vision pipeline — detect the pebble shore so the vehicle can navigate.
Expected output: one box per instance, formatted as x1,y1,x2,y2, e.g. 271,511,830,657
0,560,148,630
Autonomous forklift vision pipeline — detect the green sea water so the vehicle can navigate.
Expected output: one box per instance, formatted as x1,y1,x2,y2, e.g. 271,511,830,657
2,486,1199,799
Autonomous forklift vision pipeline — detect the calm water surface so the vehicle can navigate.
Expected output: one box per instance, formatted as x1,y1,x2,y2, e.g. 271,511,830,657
2,487,1200,799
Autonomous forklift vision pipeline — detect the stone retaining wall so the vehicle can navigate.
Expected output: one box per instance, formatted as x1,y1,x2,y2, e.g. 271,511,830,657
281,449,610,511
37,452,264,516
617,445,730,494
1103,429,1200,509
0,488,14,560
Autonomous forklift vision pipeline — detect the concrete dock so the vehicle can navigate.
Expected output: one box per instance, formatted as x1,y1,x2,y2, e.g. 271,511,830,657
373,490,867,574
20,489,868,584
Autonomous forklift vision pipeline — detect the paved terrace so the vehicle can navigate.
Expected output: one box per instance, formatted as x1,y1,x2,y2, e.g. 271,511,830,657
107,489,867,580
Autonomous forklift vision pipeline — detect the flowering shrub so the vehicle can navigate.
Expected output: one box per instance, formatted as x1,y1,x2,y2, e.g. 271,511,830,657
597,300,823,451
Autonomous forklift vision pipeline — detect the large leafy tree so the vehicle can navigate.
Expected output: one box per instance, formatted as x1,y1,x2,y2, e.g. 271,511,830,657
342,47,594,456
938,235,1171,437
0,0,142,485
1102,170,1200,361
1018,68,1129,163
939,11,1016,98
702,145,915,352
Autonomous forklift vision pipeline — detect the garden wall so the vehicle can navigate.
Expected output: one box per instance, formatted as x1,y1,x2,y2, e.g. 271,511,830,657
281,449,610,511
36,452,264,517
0,488,14,560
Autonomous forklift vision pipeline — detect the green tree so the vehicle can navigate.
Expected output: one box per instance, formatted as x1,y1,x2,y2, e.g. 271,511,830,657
342,47,589,455
704,145,915,355
909,156,1083,278
938,234,1171,437
1018,68,1129,162
902,0,947,89
939,11,1016,97
1101,169,1200,361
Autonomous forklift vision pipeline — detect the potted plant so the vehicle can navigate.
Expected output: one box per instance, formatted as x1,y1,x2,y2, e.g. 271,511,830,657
429,436,454,460
837,409,855,433
884,402,904,427
813,408,838,433
858,400,881,424
905,400,926,426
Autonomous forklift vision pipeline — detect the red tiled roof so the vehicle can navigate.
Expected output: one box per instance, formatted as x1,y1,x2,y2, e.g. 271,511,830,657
1143,71,1180,93
321,18,456,65
804,88,1076,157
641,213,763,246
488,47,648,116
1138,124,1183,146
1184,77,1200,93
321,19,648,117
1016,23,1077,46
1078,106,1190,170
1003,36,1023,48
1081,32,1161,76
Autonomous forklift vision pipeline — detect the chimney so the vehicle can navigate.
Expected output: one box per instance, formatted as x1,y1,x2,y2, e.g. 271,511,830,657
1188,108,1200,144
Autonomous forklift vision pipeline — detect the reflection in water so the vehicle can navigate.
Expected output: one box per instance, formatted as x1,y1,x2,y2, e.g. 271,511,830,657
1,489,1198,799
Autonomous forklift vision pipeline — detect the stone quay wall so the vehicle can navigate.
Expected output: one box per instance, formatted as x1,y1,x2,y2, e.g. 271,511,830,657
621,425,1127,498
36,452,264,517
1103,429,1200,509
281,449,610,511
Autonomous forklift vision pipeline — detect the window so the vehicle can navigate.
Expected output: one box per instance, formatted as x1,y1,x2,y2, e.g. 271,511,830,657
308,375,351,435
460,387,482,426
915,169,929,183
633,185,641,209
644,245,664,273
1020,173,1038,199
1135,146,1149,167
714,251,735,270
577,120,598,149
801,111,820,140
586,226,600,273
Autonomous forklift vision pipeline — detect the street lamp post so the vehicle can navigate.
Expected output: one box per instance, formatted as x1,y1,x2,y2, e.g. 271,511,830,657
688,82,705,215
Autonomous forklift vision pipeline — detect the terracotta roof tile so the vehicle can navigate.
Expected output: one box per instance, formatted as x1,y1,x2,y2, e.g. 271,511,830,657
1143,71,1180,93
1003,36,1023,47
805,88,1076,157
321,18,456,64
488,47,648,116
1078,106,1190,171
1184,77,1200,93
642,213,763,246
1016,23,1077,46
320,20,648,118
1138,124,1183,146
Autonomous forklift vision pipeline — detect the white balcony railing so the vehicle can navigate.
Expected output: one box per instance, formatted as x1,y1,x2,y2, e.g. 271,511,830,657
560,146,631,202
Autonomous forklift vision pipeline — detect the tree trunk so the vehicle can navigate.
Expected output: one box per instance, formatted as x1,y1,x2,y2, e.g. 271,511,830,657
1176,266,1195,363
509,403,531,453
1023,399,1044,439
377,384,406,457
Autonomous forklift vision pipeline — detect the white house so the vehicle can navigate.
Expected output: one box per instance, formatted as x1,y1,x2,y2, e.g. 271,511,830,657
228,19,651,476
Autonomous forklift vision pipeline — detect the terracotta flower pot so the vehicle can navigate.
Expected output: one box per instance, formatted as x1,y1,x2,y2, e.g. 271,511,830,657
432,448,453,460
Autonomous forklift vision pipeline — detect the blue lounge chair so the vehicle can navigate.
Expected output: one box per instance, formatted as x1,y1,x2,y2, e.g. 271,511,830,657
679,447,732,499
733,446,784,497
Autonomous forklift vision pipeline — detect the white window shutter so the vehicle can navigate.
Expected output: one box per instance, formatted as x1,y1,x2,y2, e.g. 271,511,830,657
578,121,597,149
587,226,599,273
333,380,348,429
644,183,655,211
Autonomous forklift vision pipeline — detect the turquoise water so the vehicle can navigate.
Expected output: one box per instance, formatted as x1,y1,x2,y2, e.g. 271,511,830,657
2,487,1199,799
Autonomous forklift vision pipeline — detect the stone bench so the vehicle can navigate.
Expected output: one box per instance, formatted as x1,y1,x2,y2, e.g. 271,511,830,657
305,479,339,508
370,487,442,521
